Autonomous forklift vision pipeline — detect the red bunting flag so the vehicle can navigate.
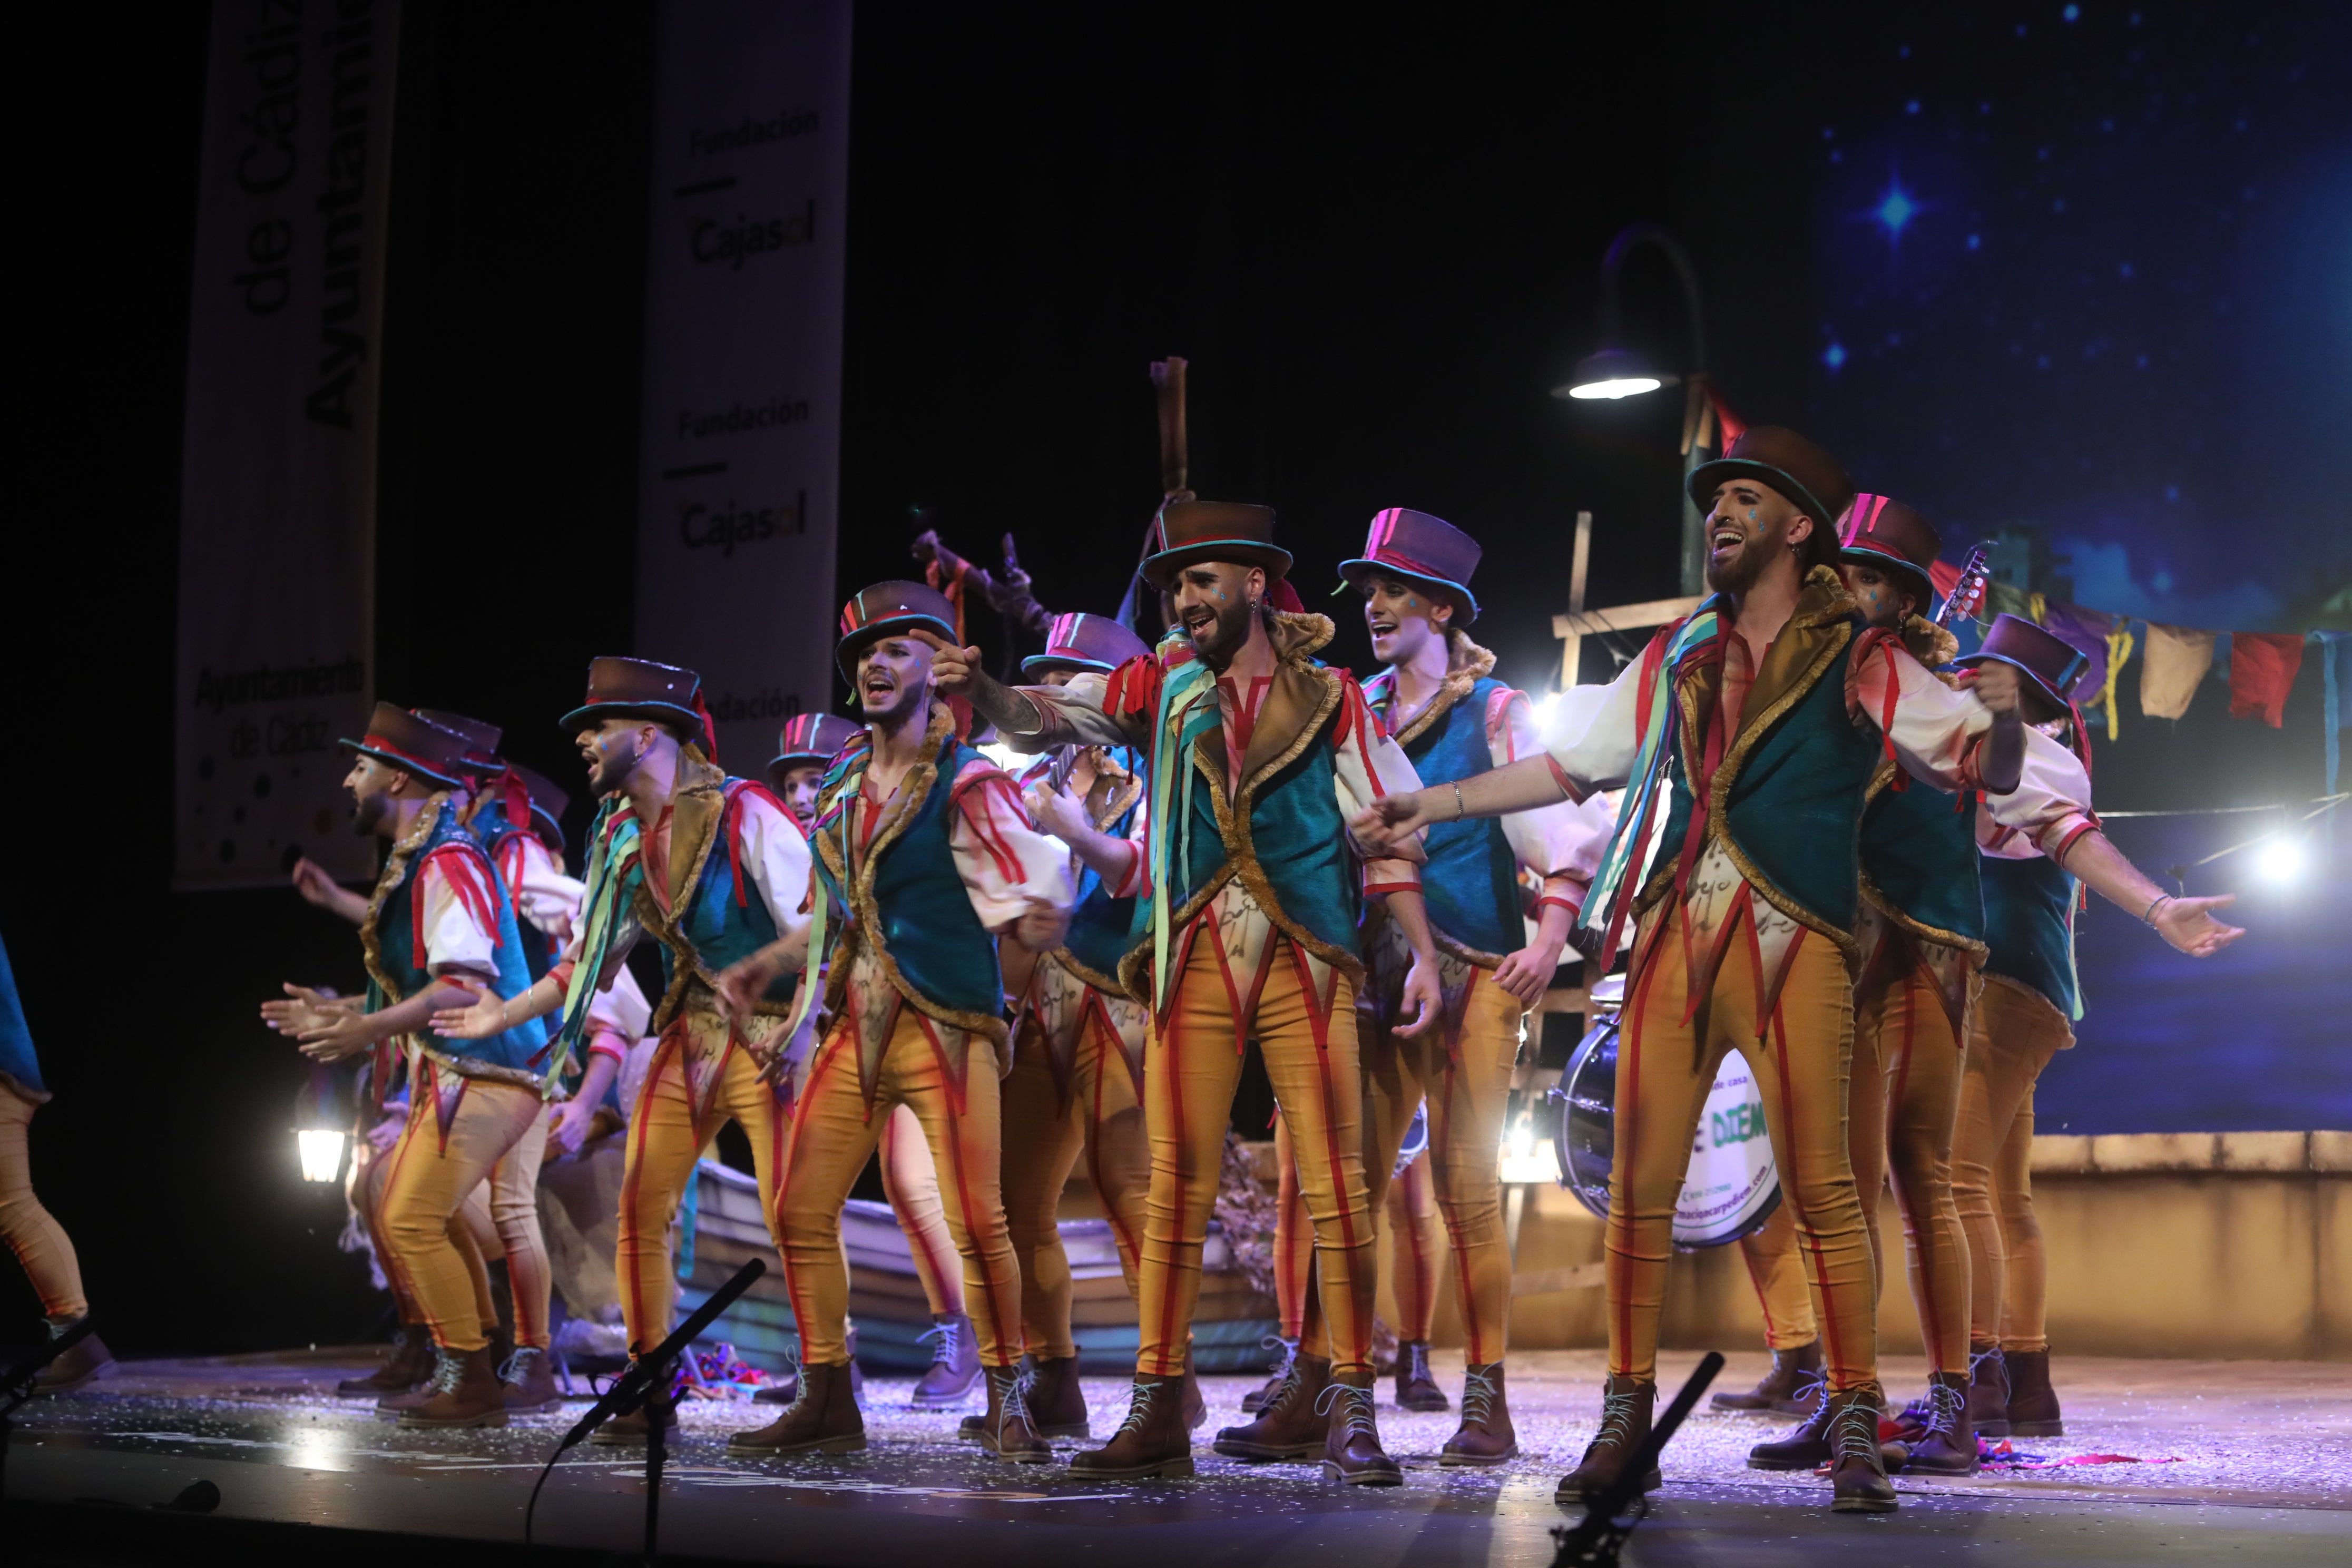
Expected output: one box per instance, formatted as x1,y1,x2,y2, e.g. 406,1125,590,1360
2227,633,2306,728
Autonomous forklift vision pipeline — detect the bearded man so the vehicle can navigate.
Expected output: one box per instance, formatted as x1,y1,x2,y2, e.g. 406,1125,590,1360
1354,430,2054,1514
933,501,1443,1485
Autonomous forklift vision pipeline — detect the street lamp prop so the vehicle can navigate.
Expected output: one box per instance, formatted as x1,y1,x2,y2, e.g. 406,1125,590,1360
1550,222,1721,596
293,1062,349,1184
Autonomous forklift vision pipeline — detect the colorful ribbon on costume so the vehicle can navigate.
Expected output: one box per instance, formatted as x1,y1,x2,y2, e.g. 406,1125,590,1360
1147,635,1220,1007
2099,619,2135,736
1573,606,1721,967
545,803,645,1097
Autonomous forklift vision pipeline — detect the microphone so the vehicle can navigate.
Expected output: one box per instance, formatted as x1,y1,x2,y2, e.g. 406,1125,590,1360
556,1257,766,1451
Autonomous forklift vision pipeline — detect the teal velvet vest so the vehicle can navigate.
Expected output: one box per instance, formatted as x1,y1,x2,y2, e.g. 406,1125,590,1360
466,799,559,985
1386,674,1522,960
1129,722,1361,973
664,779,788,995
368,803,550,1076
1859,775,1987,952
816,736,1005,1025
1650,634,1881,941
1981,852,2081,1020
1059,747,1145,989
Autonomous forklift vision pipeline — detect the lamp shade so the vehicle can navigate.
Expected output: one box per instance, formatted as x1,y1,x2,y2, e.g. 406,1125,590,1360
1552,347,1678,401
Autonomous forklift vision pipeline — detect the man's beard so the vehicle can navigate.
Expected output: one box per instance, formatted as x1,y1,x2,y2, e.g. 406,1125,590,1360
1188,594,1256,667
1704,530,1779,596
350,790,389,836
586,744,636,798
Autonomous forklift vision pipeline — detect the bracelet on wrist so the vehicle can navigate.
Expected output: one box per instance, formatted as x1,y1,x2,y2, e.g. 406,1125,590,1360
2141,893,2172,926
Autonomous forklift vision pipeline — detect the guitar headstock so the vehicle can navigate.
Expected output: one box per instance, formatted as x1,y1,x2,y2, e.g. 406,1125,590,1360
1936,544,1993,629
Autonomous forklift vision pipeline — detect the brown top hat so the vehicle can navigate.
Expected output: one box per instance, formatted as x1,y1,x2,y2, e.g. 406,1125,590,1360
1837,493,1943,609
1336,507,1483,624
558,657,710,747
1138,500,1292,590
768,712,864,784
1952,613,2093,715
836,581,962,679
1022,611,1152,678
1688,426,1855,533
504,760,572,851
339,702,473,791
413,709,503,775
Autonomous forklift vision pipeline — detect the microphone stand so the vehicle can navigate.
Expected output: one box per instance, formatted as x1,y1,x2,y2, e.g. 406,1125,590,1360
527,1257,766,1563
1551,1350,1723,1568
0,1315,97,1505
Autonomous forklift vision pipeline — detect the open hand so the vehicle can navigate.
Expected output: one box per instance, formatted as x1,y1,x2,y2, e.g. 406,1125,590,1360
2153,893,2244,957
430,983,507,1041
1349,793,1431,856
293,1005,381,1062
1393,952,1444,1039
262,983,350,1037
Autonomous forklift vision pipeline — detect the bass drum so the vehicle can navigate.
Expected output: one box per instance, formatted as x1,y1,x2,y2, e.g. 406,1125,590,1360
1546,976,1781,1248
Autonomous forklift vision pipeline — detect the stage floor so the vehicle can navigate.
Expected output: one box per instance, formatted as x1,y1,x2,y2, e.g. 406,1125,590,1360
8,1347,2349,1565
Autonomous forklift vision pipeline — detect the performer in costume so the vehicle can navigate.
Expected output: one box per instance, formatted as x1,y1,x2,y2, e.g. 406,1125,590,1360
934,501,1446,1485
263,704,553,1429
718,583,1075,1462
1730,497,2084,1477
1354,429,2050,1513
984,610,1171,1438
763,710,981,1410
421,710,649,1413
1259,507,1609,1465
434,660,814,1446
1947,617,2241,1439
0,929,113,1392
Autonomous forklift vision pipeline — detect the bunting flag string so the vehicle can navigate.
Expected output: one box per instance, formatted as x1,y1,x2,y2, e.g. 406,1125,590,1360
1950,575,2346,789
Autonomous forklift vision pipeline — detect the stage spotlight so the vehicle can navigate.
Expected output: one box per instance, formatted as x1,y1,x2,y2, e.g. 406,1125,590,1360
2257,835,2303,883
298,1128,347,1183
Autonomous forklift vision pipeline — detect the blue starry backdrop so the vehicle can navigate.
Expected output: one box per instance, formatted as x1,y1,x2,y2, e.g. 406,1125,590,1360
1803,6,2351,1133
1808,5,2349,630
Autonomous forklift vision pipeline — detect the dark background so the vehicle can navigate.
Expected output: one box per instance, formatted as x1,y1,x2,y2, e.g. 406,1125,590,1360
4,3,2345,1355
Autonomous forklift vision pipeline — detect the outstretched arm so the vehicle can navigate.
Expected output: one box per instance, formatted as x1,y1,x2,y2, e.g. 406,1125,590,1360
2061,831,2244,957
1351,754,1575,854
291,857,371,925
918,629,1142,750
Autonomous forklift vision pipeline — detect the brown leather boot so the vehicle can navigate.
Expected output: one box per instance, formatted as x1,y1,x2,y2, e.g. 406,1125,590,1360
1240,1336,1296,1414
1746,1389,1832,1469
1023,1356,1089,1438
1394,1341,1448,1412
339,1323,432,1396
590,1369,679,1446
727,1360,865,1455
1966,1345,2012,1438
1826,1387,1898,1513
399,1346,511,1429
756,1326,862,1404
909,1312,982,1409
1070,1377,1193,1478
33,1321,116,1395
1212,1350,1331,1460
1710,1340,1823,1414
1439,1361,1518,1467
1181,1347,1206,1429
970,1366,1051,1462
1554,1375,1658,1504
1318,1369,1401,1485
500,1345,564,1414
1894,1370,1978,1475
2004,1349,2064,1436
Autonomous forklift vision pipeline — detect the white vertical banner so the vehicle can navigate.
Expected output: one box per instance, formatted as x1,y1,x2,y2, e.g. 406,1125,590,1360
635,0,853,768
175,0,400,889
